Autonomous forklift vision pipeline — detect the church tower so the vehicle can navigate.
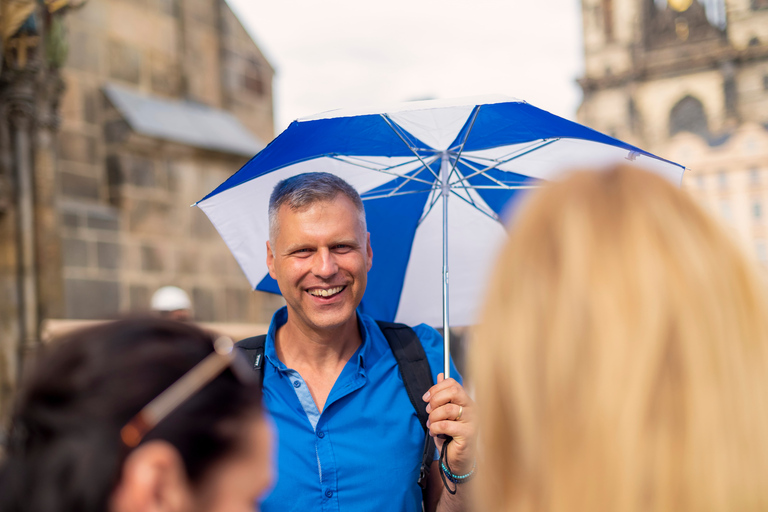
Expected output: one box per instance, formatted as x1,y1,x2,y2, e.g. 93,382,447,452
578,0,768,261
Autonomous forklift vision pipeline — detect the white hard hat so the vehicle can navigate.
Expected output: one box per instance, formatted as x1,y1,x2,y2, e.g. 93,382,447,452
150,286,192,312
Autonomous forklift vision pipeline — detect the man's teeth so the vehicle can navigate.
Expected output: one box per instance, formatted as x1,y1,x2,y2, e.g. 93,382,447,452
309,286,343,297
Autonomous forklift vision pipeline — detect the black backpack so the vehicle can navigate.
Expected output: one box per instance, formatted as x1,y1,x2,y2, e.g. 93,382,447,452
235,321,437,496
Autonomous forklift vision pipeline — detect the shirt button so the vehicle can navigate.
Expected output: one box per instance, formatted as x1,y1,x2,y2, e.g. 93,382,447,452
293,380,301,388
325,489,333,498
317,431,325,438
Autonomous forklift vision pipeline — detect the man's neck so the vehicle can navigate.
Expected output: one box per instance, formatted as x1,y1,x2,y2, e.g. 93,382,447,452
274,313,362,372
274,312,363,413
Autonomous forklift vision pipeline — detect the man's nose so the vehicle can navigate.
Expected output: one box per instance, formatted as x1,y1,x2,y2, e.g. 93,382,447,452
311,248,338,278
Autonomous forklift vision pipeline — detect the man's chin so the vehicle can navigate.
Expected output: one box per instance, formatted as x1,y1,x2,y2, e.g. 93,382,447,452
305,306,358,331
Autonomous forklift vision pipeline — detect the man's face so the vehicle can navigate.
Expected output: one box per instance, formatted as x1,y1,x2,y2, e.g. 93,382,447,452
266,195,373,334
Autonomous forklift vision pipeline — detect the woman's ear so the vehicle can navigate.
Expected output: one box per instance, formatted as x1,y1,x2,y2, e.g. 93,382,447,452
110,441,193,512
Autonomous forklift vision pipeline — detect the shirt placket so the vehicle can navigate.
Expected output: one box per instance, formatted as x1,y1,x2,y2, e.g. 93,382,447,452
283,365,366,512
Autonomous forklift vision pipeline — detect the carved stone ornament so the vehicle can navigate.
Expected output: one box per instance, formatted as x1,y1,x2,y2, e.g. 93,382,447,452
645,0,724,48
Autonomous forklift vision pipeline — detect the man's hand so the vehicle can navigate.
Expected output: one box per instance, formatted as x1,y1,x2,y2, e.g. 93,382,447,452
422,373,477,477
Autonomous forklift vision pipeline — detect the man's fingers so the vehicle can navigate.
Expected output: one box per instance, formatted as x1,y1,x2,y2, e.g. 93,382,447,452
427,402,465,424
422,376,462,403
428,417,473,440
426,384,465,413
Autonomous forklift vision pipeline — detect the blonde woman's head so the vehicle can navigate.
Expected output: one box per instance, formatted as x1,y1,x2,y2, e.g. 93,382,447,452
472,165,768,512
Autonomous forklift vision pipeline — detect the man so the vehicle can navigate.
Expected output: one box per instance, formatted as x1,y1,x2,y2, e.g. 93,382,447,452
150,285,192,321
259,172,476,511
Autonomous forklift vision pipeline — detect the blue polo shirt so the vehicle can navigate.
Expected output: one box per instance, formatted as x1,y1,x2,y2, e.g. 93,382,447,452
259,306,460,512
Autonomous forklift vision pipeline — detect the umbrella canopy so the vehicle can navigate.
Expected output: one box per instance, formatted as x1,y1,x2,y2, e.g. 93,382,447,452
197,94,684,339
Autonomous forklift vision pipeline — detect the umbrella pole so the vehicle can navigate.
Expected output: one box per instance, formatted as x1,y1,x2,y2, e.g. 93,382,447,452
440,153,451,379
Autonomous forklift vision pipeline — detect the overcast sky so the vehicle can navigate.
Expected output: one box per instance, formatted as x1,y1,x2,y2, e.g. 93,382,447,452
225,1,585,133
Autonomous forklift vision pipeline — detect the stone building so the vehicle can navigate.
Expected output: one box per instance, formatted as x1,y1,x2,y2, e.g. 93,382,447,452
578,0,768,259
0,0,281,425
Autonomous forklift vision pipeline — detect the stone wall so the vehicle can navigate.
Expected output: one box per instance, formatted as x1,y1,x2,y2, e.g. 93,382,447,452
53,0,282,323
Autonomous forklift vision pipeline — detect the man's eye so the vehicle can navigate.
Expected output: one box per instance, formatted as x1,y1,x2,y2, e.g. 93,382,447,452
333,245,351,251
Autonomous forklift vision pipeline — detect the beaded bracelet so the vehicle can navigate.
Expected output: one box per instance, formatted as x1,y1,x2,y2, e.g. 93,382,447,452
440,459,476,484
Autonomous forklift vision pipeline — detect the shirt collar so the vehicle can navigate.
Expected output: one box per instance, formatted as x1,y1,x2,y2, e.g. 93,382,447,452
264,306,386,375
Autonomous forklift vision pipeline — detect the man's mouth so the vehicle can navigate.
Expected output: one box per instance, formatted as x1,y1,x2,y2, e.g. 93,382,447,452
307,286,345,298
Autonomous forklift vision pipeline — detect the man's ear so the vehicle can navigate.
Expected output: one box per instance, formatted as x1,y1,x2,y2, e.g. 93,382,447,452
366,232,373,272
266,240,276,279
110,441,193,512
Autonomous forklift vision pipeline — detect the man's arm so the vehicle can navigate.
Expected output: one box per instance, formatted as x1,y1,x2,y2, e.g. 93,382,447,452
422,374,477,512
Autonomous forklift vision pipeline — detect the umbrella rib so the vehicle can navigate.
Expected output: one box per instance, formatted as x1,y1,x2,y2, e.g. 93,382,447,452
457,185,540,190
417,187,444,227
445,106,481,184
452,139,559,186
386,155,441,198
450,169,482,210
328,155,435,186
380,114,441,182
458,157,530,190
461,138,558,165
362,188,434,201
448,188,501,223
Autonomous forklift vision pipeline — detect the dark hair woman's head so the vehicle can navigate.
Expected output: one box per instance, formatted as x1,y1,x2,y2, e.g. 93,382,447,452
0,318,272,512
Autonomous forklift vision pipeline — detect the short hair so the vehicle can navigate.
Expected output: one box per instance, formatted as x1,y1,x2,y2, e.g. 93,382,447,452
0,318,263,512
471,165,768,512
268,172,366,245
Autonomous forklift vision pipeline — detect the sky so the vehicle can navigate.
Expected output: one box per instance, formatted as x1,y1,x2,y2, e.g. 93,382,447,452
225,1,586,133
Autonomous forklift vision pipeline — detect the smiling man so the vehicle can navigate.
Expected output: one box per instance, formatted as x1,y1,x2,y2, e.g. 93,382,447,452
255,172,476,512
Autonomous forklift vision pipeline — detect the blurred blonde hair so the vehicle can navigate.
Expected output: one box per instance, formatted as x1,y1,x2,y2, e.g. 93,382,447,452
471,165,768,512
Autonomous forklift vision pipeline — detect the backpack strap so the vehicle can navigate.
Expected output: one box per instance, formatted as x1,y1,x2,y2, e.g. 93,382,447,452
376,321,437,494
235,334,266,376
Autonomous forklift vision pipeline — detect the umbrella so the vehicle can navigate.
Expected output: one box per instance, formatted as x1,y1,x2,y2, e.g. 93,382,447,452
195,95,685,377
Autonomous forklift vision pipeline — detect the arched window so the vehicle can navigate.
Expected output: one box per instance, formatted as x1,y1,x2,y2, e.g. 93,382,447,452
669,96,709,138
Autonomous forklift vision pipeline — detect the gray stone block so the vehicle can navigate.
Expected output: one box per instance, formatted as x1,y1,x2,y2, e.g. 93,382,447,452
62,238,88,267
83,88,99,125
191,209,217,238
129,200,170,235
225,287,248,322
129,285,150,311
177,250,199,274
130,157,156,187
61,172,100,200
58,132,98,164
106,154,124,186
108,40,141,84
64,278,120,319
86,209,119,231
192,287,215,321
141,244,164,272
257,292,285,323
104,120,131,143
66,30,100,73
61,212,81,229
96,241,121,269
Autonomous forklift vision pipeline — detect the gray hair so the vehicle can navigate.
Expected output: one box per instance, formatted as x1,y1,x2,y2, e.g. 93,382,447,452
268,172,367,246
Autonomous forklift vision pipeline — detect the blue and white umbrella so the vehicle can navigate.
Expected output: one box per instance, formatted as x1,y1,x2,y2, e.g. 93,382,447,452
196,95,685,376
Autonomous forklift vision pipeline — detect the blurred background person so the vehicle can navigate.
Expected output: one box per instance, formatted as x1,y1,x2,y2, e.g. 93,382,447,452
151,286,193,321
0,318,273,512
471,165,768,512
